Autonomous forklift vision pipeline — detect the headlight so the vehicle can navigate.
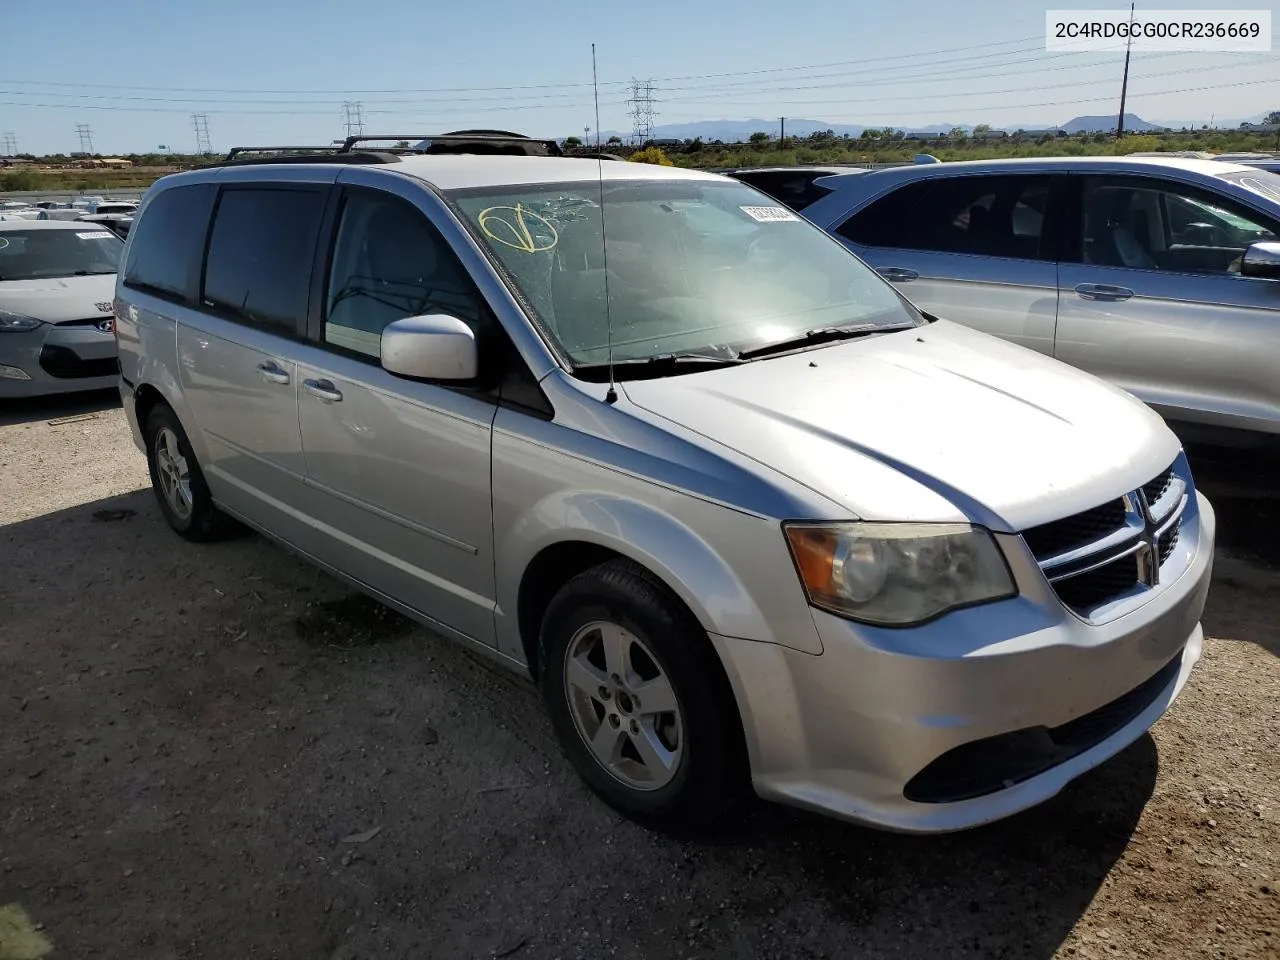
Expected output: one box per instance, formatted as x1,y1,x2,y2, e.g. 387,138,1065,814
0,309,43,332
784,522,1015,626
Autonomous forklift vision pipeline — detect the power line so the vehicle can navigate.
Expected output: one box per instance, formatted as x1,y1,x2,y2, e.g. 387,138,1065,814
0,35,1052,97
191,113,212,154
664,56,1274,109
74,123,94,154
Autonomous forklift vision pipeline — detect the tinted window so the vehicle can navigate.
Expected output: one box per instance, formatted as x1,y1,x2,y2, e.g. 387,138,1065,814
323,189,483,358
840,176,1050,259
836,180,932,248
203,187,327,334
0,228,122,281
123,183,215,301
1077,176,1277,275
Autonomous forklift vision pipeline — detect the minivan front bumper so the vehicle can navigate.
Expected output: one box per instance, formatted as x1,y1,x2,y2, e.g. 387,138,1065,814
712,492,1215,833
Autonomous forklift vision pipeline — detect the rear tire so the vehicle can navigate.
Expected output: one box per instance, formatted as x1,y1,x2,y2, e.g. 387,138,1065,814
144,404,235,542
539,559,746,828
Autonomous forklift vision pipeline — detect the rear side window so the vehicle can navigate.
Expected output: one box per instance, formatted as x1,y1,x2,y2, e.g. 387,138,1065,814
123,183,215,301
202,187,327,335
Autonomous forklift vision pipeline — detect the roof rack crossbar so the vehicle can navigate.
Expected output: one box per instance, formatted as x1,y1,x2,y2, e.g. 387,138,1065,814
338,133,534,152
225,145,339,160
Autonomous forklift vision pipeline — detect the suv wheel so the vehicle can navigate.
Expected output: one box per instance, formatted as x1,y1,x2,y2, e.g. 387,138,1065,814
539,559,745,827
145,404,235,541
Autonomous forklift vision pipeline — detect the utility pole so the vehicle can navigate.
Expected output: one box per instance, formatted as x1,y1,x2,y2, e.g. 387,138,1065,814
342,102,366,139
1,132,16,156
191,114,213,155
75,123,95,155
1116,1,1135,139
780,117,785,143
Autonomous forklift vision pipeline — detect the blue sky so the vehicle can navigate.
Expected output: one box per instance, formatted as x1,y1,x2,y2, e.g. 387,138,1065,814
3,0,1276,154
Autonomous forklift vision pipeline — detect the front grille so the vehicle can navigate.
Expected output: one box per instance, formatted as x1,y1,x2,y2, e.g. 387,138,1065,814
55,317,112,328
1052,554,1141,610
1021,460,1185,618
1022,499,1126,559
904,650,1183,803
38,345,118,379
1158,520,1181,564
1142,465,1175,506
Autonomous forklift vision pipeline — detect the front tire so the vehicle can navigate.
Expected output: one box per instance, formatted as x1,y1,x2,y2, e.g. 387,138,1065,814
539,559,746,828
145,404,234,542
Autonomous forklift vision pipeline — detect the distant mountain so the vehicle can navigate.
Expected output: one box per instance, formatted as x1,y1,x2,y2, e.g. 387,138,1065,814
1058,113,1167,134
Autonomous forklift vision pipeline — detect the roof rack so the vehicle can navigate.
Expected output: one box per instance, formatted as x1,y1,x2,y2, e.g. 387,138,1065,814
207,130,561,169
340,131,563,157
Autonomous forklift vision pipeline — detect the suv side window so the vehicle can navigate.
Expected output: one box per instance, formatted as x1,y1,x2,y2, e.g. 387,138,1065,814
322,188,483,359
202,186,327,335
1076,176,1278,275
839,176,1052,260
123,183,215,302
836,180,931,248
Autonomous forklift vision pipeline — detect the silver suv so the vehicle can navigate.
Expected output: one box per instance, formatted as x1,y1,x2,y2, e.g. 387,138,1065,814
803,156,1280,445
115,141,1215,832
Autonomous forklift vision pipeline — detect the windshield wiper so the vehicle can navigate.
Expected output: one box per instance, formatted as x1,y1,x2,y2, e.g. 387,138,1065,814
737,323,916,360
574,351,743,380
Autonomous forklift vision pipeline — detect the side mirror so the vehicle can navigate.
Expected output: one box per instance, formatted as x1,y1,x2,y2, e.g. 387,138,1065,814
380,314,478,381
1240,241,1280,280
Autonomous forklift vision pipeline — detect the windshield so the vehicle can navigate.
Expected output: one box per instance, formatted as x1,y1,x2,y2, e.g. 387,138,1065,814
0,228,123,281
450,179,917,366
1221,169,1280,205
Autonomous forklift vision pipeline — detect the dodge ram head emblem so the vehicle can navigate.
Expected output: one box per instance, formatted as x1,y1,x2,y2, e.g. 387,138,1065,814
95,302,112,313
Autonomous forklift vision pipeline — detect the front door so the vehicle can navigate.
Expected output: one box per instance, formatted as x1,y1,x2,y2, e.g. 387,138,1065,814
292,179,498,645
1055,175,1280,433
833,173,1061,354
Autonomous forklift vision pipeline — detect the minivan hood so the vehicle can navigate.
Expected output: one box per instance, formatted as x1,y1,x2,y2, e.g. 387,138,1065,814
622,320,1180,531
0,274,116,324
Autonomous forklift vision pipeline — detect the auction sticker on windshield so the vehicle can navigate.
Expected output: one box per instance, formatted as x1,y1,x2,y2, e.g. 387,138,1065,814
740,206,799,222
75,231,116,240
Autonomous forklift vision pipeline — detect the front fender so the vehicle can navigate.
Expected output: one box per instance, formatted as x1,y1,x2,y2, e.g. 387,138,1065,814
494,488,824,663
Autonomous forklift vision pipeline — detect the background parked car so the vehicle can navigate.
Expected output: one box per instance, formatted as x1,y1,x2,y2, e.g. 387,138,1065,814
803,157,1280,445
0,220,123,396
724,165,869,212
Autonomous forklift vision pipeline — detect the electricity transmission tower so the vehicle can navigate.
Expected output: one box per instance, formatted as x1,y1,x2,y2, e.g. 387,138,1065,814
75,123,95,155
191,114,213,155
1,132,16,156
342,102,366,138
625,79,658,144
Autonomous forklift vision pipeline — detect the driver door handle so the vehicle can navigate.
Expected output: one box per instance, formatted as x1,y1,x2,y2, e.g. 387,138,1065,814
256,361,290,385
878,266,919,282
303,378,343,403
1075,283,1135,302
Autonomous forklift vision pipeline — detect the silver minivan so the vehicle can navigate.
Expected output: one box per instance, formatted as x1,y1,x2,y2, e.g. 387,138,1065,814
115,144,1215,832
803,156,1280,444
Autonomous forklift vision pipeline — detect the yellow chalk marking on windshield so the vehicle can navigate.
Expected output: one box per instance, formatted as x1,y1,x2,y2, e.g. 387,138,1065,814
0,904,53,960
478,203,558,253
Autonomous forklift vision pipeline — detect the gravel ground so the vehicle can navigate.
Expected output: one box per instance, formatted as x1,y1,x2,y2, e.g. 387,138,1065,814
0,391,1276,960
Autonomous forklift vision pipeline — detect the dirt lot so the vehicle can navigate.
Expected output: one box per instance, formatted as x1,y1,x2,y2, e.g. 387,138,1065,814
1,392,1276,960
